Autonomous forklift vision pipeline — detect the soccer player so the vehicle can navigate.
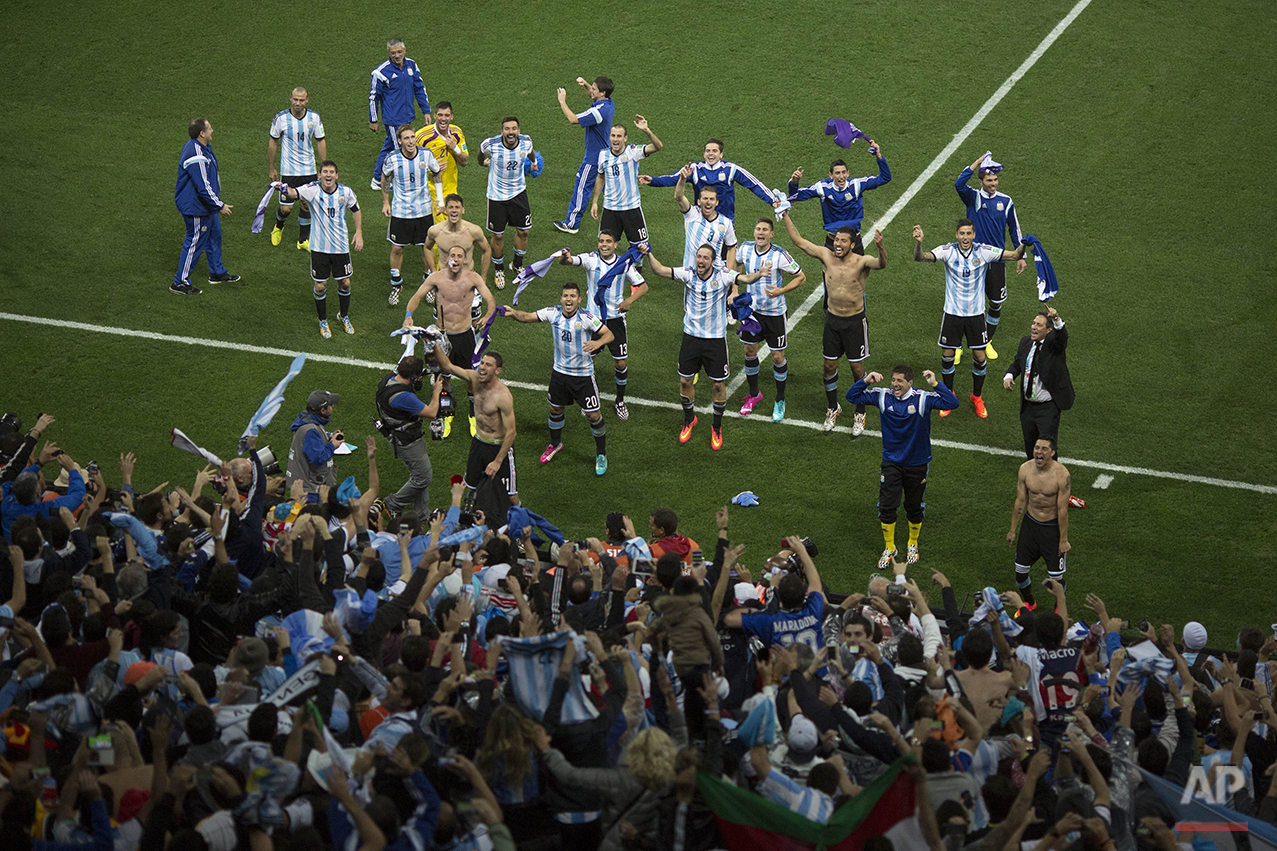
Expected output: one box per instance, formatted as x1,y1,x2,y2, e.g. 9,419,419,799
781,212,886,434
845,365,958,568
557,231,649,419
642,138,775,223
423,194,492,279
431,341,519,508
501,283,614,476
733,218,806,422
173,117,237,296
278,162,363,338
954,152,1027,362
413,101,469,219
553,75,615,235
786,141,891,253
381,126,444,306
675,166,737,268
368,38,431,191
1006,436,1071,607
913,220,1025,418
267,87,326,249
478,117,537,291
637,244,770,450
588,115,662,245
403,245,496,437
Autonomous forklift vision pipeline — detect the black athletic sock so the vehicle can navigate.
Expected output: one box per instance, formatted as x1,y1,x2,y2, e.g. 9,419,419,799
986,303,1002,340
744,356,760,396
493,255,504,270
548,413,564,447
712,401,725,430
274,209,290,226
941,355,956,390
591,418,606,455
855,404,866,415
338,288,351,317
824,370,839,408
614,367,627,402
1016,569,1035,605
298,216,311,242
512,249,525,271
972,366,986,396
774,361,788,401
681,396,695,426
314,286,327,321
390,269,403,287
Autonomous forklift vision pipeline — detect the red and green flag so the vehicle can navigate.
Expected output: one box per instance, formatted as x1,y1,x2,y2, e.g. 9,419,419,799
697,756,923,851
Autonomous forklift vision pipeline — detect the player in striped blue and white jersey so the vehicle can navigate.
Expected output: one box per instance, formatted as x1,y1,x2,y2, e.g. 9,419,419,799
478,117,537,291
558,231,649,419
268,88,327,249
281,162,364,339
914,220,1025,416
640,244,769,450
674,164,737,268
733,219,806,421
503,284,614,476
381,126,443,305
588,115,662,246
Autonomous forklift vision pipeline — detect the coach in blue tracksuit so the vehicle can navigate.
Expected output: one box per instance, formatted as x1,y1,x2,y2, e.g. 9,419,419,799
552,75,614,234
369,38,431,191
173,117,237,296
846,364,958,571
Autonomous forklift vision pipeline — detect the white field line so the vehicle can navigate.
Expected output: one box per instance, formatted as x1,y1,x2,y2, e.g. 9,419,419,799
2,311,1274,496
726,0,1094,397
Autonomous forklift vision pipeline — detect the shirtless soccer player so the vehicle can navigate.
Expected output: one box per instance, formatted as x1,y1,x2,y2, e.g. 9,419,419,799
403,244,497,438
432,340,519,507
781,212,886,434
1006,435,1071,608
425,193,494,370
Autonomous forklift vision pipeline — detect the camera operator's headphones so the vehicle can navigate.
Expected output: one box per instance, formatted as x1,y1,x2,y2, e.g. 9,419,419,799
398,358,427,391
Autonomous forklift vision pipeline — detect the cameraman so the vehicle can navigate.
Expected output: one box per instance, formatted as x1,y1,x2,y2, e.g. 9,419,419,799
285,390,343,496
374,355,445,521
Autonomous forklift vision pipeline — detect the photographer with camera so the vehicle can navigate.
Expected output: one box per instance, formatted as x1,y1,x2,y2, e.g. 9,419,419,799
285,389,344,497
373,355,446,522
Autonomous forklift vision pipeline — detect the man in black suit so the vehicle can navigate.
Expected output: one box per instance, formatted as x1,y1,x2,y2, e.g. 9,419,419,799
1003,306,1073,459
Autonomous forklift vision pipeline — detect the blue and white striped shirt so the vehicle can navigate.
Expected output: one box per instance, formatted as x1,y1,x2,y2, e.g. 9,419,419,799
682,207,737,267
269,109,325,177
758,768,834,824
597,144,648,211
382,148,443,219
535,306,604,376
673,266,738,339
735,243,800,316
569,252,645,315
297,183,360,255
480,133,535,201
932,242,1003,316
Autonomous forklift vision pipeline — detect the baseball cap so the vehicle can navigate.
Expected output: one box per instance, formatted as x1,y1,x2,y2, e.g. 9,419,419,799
307,390,341,410
787,714,819,753
1183,622,1208,651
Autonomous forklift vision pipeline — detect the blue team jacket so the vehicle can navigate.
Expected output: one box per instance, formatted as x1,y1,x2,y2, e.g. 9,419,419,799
368,57,430,125
846,379,959,466
174,138,224,216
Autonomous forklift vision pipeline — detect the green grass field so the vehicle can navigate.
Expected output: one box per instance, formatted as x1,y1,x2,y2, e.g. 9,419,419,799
1,0,1274,638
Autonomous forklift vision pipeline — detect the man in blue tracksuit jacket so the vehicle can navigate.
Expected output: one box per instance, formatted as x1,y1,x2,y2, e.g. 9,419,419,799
369,38,431,191
173,117,236,295
846,364,958,571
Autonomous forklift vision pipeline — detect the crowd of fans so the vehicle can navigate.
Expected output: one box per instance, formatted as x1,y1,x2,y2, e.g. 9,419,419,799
0,411,1274,851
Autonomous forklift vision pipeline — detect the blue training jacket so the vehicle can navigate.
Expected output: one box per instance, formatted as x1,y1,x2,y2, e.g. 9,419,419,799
846,379,959,466
174,138,225,216
369,57,430,125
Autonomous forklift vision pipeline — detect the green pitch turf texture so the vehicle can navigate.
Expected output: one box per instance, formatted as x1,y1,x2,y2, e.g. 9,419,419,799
1,1,1273,639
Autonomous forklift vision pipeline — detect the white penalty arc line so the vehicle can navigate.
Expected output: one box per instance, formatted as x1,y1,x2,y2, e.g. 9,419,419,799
2,310,1275,496
726,0,1094,397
